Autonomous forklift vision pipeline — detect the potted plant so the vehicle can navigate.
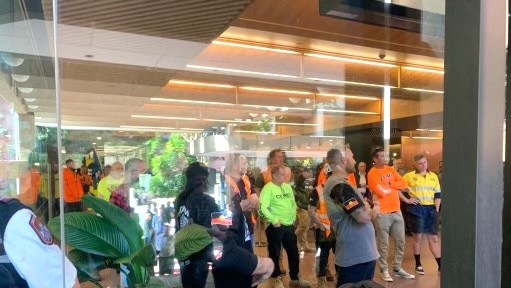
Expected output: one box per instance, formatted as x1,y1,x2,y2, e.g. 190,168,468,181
48,195,156,288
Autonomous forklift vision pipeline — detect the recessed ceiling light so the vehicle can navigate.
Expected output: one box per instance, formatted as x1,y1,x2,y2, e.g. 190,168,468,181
212,40,299,54
27,105,38,109
12,74,30,82
18,87,34,93
24,98,36,102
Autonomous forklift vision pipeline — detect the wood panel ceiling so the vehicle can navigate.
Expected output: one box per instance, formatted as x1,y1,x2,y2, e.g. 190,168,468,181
0,0,445,149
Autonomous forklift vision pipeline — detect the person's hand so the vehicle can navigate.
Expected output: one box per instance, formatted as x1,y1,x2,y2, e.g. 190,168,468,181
273,221,281,228
407,197,420,205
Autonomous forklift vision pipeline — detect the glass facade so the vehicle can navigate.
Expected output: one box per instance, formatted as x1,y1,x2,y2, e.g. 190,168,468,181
0,0,505,287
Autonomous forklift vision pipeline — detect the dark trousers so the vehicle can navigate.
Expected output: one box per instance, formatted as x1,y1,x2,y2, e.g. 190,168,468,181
318,240,336,277
266,224,300,280
64,201,82,213
336,260,376,287
180,258,209,288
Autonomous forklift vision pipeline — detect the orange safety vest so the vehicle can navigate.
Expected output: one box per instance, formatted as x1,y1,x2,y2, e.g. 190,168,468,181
225,174,256,224
316,185,331,238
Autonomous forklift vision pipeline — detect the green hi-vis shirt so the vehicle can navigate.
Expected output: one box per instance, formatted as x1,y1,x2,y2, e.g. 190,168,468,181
259,181,297,226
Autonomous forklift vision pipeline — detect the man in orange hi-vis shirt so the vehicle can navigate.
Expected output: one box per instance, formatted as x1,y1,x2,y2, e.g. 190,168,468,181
368,148,417,283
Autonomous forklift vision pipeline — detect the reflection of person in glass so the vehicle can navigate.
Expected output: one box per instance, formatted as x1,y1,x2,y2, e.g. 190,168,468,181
0,196,80,287
63,159,84,213
18,165,41,211
97,161,124,201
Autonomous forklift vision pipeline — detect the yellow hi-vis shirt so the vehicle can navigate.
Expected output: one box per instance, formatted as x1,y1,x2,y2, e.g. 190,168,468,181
403,170,441,205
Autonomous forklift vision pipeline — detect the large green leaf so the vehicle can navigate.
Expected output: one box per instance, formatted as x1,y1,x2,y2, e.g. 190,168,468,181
67,249,115,283
82,195,143,252
48,212,129,257
116,244,155,267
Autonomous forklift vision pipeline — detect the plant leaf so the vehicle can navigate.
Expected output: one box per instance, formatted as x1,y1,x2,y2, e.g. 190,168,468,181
48,212,130,257
67,249,115,283
81,195,143,252
116,244,155,268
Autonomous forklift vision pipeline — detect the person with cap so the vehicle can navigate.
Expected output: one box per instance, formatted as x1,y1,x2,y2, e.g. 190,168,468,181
0,196,80,287
174,162,220,288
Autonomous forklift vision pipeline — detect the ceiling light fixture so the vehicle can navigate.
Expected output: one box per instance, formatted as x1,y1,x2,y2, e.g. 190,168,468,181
307,77,395,88
12,74,30,82
403,87,444,94
187,65,298,79
305,53,397,68
168,79,235,88
27,105,39,109
18,87,34,93
2,55,24,67
24,98,36,102
240,86,313,95
213,40,299,54
150,98,235,106
317,109,379,115
412,136,443,140
240,104,313,111
317,93,379,100
131,115,199,121
402,66,444,74
120,125,203,131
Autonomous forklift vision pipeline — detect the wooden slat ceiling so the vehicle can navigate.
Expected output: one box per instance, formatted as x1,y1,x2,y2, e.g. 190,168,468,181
41,0,254,43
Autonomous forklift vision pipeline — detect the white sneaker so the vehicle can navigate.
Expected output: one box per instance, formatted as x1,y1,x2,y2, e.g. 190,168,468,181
381,270,393,282
394,268,416,279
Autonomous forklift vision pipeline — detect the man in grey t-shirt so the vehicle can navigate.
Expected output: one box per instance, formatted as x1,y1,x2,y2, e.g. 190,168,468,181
323,147,379,287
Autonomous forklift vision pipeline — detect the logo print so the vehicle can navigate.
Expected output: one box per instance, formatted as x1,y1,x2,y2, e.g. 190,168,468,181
29,214,53,245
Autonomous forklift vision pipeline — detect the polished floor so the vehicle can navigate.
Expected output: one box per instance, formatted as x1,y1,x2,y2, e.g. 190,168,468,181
83,231,441,287
254,232,441,288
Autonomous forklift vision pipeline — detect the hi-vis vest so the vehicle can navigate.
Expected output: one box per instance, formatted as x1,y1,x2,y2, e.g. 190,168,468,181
316,185,331,238
225,174,256,224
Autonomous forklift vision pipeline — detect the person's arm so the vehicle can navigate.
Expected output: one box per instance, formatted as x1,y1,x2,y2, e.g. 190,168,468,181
308,189,324,229
335,184,373,224
4,209,78,287
367,170,392,197
434,173,442,212
258,185,278,225
390,169,408,190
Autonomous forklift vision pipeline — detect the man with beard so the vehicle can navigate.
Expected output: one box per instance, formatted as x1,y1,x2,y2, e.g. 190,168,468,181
323,147,379,286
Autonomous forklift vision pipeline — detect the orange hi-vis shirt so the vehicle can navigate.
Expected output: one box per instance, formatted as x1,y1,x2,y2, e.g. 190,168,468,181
367,165,407,213
347,173,357,187
63,168,84,203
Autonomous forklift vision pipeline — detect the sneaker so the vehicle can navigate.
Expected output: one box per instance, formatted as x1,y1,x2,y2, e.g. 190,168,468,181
317,276,327,288
415,266,425,275
273,276,284,288
394,268,416,279
289,279,312,288
381,270,393,282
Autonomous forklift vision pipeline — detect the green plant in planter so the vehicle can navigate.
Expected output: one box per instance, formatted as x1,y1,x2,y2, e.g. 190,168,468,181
48,195,155,288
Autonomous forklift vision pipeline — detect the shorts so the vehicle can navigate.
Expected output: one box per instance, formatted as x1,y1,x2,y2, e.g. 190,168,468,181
407,205,439,235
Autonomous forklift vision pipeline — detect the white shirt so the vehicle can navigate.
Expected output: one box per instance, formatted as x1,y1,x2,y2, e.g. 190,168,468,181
357,173,367,194
4,209,77,288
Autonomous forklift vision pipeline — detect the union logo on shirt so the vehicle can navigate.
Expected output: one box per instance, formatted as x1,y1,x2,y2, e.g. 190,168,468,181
343,198,360,211
29,214,54,245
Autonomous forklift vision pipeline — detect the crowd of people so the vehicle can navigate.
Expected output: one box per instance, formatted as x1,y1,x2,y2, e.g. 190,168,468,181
3,145,442,288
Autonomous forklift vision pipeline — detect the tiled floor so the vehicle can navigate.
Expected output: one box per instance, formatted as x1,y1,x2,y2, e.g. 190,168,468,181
82,232,441,287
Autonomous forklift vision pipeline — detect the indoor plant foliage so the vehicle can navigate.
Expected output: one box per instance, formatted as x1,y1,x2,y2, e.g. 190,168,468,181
48,195,155,287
